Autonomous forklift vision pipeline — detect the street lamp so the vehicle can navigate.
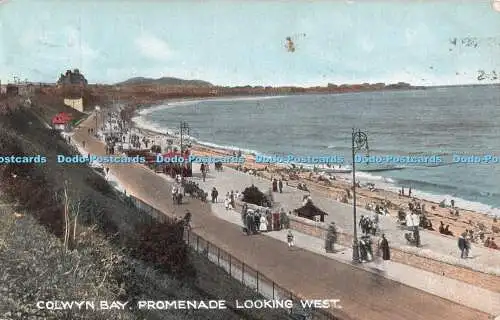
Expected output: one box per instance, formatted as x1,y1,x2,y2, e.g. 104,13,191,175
94,105,100,135
351,128,369,263
179,121,190,153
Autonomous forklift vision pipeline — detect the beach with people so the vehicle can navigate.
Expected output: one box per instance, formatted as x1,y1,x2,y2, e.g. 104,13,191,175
125,93,500,250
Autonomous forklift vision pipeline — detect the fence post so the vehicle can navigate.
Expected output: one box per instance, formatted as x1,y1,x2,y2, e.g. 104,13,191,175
196,235,199,252
229,255,232,276
256,271,259,292
206,241,209,257
272,282,275,299
242,263,245,283
217,248,220,266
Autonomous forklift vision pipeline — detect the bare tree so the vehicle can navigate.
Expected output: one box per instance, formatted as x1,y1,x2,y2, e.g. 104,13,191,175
63,184,70,253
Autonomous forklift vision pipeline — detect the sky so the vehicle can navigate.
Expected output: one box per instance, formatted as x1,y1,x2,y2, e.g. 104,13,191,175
1,0,500,86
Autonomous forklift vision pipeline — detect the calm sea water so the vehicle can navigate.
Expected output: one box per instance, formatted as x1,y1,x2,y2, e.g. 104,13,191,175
134,85,500,214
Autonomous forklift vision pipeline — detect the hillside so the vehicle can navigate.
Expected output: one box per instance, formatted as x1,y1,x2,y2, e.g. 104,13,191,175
117,77,213,87
0,101,288,319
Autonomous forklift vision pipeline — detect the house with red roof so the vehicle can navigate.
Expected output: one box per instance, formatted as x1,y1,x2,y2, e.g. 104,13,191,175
51,112,73,131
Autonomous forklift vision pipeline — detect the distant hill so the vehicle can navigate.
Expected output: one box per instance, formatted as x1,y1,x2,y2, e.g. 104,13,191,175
117,77,213,87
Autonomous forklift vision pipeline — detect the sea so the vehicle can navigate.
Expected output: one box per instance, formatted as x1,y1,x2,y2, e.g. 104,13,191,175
133,85,500,216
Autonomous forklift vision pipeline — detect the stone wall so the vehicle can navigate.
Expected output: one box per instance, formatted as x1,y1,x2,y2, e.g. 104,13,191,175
288,215,500,293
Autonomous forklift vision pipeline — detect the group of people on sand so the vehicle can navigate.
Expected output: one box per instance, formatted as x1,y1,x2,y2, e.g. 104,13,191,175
365,202,389,216
484,237,499,250
456,227,500,258
439,221,454,236
399,186,412,197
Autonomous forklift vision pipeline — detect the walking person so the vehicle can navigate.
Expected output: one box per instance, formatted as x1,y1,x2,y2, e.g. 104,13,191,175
287,230,295,249
279,208,287,230
172,185,177,202
254,212,260,233
259,214,268,232
278,179,283,193
378,234,391,261
359,216,367,234
82,140,86,148
458,232,468,258
272,179,278,192
211,187,218,203
183,210,192,230
230,190,235,208
245,211,254,235
200,163,206,182
325,222,338,253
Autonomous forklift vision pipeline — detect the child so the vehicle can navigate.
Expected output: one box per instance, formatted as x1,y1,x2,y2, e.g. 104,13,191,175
287,230,295,248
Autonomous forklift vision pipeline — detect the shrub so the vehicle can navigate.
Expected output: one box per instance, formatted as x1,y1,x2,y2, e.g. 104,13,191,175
242,185,269,207
134,220,195,280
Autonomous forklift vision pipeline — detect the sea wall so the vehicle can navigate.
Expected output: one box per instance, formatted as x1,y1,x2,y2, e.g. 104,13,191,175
288,215,500,293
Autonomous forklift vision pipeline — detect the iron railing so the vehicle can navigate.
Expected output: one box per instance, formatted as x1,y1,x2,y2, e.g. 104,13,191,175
127,195,340,320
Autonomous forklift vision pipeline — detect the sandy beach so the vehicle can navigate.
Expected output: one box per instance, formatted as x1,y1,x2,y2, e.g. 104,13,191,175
128,102,500,246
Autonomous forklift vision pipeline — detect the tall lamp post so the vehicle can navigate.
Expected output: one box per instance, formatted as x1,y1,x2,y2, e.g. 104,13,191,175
94,105,100,135
351,128,369,263
179,121,190,153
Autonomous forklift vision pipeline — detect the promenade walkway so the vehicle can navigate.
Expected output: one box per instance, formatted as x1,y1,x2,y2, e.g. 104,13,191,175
72,116,492,320
193,164,500,276
191,168,500,316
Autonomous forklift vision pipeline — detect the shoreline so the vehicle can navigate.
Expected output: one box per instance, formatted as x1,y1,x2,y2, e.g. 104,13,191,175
128,98,499,240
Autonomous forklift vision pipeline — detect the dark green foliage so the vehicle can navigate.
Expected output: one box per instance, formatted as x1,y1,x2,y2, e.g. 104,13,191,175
242,185,271,207
85,174,115,196
135,221,196,279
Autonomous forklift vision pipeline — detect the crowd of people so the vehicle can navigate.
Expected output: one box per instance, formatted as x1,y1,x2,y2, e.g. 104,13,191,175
359,214,379,236
241,205,290,235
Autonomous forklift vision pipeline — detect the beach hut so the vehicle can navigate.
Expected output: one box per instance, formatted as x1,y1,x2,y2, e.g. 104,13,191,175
294,200,328,222
51,112,73,131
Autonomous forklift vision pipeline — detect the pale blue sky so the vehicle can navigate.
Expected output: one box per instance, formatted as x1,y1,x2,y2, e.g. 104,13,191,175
1,0,499,86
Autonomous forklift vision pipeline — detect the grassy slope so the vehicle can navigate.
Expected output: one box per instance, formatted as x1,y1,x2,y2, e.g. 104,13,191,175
0,100,288,319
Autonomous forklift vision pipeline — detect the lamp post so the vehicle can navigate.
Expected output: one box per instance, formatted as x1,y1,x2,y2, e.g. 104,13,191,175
179,121,190,153
94,106,100,135
351,128,369,263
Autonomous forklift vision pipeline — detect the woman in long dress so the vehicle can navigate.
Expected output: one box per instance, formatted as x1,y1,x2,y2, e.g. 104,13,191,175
378,234,391,260
259,215,268,232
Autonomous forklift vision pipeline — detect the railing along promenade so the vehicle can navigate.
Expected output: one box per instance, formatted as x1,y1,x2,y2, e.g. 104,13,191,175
128,195,339,320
